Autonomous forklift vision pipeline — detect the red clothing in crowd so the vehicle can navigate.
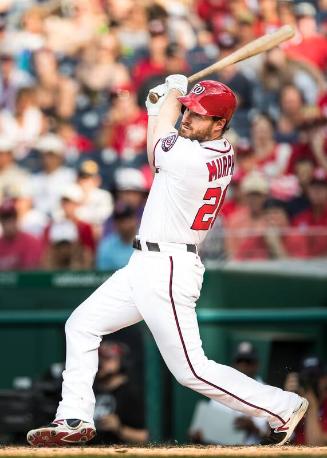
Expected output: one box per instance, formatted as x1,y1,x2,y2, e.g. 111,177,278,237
292,207,327,257
75,219,95,252
108,110,148,159
132,59,165,90
285,35,327,71
295,398,327,445
45,220,95,252
235,232,307,260
286,139,327,175
0,231,43,270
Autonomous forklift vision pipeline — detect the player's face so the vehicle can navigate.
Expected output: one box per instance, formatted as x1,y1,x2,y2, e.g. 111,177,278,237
178,108,225,141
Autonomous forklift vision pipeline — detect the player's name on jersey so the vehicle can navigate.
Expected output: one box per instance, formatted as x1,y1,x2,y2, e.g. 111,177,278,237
206,153,234,182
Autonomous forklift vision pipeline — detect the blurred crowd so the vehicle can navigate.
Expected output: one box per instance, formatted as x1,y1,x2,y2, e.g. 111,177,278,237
0,0,327,270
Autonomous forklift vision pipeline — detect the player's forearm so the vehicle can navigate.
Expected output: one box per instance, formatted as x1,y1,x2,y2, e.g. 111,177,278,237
147,115,158,171
153,89,181,140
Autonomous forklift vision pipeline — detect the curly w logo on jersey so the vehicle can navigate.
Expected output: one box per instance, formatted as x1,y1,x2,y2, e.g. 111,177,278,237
162,133,178,152
191,83,205,95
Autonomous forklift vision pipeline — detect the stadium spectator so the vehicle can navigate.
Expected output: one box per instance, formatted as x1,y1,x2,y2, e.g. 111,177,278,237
284,2,327,72
132,19,169,90
33,48,77,120
31,134,76,216
43,219,90,270
76,160,113,240
276,84,306,144
255,47,322,116
286,107,327,175
0,87,44,159
263,199,307,259
216,34,254,137
0,46,33,112
292,169,327,257
286,157,313,218
100,84,148,163
9,182,49,238
103,168,147,237
237,113,292,179
224,172,269,260
284,356,327,446
0,200,43,271
0,136,29,202
76,33,130,92
53,183,96,256
93,340,148,444
96,203,137,271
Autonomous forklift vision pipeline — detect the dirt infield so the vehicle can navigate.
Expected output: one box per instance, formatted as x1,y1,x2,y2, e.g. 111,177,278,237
1,446,327,458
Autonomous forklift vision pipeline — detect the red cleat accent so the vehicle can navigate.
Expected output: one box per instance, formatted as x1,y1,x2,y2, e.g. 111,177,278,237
27,420,96,447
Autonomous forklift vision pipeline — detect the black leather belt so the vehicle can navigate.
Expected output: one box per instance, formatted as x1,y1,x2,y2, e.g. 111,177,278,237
133,238,197,254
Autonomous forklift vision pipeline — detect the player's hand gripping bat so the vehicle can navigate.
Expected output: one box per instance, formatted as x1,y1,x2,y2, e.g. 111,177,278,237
149,25,295,104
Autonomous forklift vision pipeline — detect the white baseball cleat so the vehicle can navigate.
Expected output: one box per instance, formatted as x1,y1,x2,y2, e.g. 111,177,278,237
27,418,96,446
261,397,309,446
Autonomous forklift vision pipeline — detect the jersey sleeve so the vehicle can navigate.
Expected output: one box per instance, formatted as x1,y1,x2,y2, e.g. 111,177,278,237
153,132,198,174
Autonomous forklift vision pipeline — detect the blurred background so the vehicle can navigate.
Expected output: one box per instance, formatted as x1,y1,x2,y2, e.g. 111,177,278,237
0,0,327,447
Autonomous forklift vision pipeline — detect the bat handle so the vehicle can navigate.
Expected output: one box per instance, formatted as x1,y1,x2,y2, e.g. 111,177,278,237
149,91,160,104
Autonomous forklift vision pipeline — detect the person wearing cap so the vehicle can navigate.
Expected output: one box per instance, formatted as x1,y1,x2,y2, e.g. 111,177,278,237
76,160,113,240
0,135,30,202
293,168,327,257
31,134,76,216
7,181,50,238
102,168,147,238
96,203,138,271
0,199,43,271
43,219,90,270
93,340,148,444
225,171,270,259
284,356,327,445
46,183,95,263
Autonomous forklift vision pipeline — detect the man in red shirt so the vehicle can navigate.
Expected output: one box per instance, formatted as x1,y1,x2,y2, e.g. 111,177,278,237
292,169,327,257
0,200,43,270
284,3,327,71
101,85,148,161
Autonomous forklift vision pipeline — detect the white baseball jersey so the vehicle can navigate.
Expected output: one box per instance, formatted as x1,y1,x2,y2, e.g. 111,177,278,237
139,132,235,245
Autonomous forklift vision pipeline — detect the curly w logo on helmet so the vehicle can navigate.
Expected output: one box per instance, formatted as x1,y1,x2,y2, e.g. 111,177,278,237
191,83,206,95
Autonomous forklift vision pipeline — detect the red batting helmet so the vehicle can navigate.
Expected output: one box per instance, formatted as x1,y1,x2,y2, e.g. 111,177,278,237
178,80,237,122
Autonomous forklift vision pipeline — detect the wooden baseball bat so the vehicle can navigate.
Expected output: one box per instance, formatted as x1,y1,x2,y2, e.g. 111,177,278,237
149,25,295,103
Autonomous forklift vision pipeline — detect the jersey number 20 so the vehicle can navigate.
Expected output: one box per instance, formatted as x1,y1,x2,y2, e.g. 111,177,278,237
191,186,227,231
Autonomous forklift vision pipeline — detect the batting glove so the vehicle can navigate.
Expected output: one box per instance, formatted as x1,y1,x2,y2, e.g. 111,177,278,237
165,74,188,96
145,83,168,116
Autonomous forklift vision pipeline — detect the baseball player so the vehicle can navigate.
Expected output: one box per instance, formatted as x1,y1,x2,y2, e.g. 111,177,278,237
27,75,308,447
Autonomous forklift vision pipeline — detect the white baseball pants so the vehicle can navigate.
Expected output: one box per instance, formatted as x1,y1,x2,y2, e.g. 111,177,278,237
56,248,300,428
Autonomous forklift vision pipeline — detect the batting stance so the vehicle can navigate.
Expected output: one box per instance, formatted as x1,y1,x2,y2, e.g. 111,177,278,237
27,75,308,447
